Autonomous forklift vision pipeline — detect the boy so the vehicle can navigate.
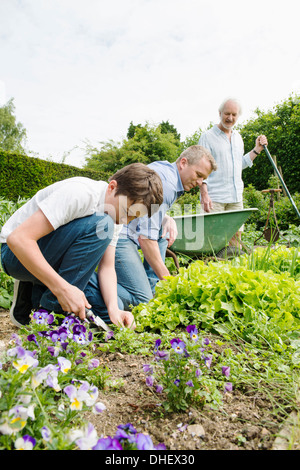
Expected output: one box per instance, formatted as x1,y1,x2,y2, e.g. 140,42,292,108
0,163,163,328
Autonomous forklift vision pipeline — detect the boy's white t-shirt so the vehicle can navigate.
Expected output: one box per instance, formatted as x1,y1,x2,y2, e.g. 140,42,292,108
0,177,122,246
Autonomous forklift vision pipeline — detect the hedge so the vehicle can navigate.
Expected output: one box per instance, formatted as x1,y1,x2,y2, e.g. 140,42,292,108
0,150,109,201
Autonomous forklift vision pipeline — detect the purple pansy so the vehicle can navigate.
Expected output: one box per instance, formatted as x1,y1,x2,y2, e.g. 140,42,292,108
186,325,199,342
186,380,194,387
93,436,123,450
146,376,154,387
170,338,186,354
224,382,233,393
32,309,54,325
222,366,230,378
154,349,169,361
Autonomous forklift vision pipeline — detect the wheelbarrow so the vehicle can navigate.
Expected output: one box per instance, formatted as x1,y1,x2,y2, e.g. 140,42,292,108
167,208,257,263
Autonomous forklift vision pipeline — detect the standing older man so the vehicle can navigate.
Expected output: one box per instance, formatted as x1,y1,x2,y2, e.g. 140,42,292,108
198,98,268,255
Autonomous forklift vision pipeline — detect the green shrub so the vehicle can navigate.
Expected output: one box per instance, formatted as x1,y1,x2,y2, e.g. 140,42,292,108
0,150,107,201
240,94,300,193
243,185,300,230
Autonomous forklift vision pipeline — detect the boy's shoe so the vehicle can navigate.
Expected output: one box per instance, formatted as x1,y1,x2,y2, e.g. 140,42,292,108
9,280,33,327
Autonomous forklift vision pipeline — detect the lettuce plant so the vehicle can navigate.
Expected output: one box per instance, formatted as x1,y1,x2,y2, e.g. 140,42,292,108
133,251,300,353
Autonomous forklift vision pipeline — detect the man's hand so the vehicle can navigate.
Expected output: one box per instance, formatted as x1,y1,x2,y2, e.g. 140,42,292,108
254,134,268,154
162,214,178,247
200,184,213,213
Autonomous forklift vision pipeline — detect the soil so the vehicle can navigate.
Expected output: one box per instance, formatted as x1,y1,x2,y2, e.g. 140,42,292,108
0,309,296,451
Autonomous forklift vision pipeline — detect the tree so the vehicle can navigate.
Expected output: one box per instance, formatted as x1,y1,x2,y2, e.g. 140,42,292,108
127,120,181,142
159,120,181,142
0,98,27,153
239,94,300,193
123,123,180,165
84,122,181,174
127,121,142,139
84,139,123,174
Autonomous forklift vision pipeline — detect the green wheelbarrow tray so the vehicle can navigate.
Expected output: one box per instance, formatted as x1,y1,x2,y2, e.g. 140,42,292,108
170,208,258,256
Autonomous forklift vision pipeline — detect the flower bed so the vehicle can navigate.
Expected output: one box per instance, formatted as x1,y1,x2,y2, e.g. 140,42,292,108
0,311,165,450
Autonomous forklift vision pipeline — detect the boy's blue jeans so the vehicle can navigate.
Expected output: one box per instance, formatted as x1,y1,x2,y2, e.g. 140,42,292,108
1,213,114,314
84,234,168,322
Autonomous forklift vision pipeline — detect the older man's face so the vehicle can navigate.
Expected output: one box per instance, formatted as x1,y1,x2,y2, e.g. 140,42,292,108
219,100,240,130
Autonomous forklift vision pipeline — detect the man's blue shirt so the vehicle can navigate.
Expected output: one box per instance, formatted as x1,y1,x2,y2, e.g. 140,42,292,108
120,160,184,244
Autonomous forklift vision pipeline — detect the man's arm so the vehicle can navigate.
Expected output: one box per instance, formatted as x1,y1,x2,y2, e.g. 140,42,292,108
249,135,268,161
97,245,136,328
242,134,268,169
200,182,213,212
198,134,213,213
6,209,90,320
138,236,170,280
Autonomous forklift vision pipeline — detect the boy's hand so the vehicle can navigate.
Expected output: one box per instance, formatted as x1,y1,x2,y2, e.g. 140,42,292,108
109,309,136,329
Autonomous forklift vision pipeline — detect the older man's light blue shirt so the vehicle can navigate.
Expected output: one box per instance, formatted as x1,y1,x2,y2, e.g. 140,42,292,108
199,124,253,203
119,160,184,245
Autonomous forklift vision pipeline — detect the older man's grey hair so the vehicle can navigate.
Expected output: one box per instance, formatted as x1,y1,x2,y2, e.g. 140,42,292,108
218,98,242,115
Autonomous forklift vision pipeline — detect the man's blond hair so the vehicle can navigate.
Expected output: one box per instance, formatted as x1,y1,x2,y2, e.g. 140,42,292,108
176,145,217,171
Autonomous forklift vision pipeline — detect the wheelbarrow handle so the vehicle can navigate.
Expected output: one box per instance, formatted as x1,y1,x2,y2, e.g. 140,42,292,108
263,145,300,219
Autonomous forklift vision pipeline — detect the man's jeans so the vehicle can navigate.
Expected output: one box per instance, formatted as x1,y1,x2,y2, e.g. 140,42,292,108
1,213,114,313
116,235,168,305
84,235,168,321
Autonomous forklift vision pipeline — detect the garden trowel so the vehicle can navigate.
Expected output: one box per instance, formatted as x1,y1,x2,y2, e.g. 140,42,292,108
85,308,111,332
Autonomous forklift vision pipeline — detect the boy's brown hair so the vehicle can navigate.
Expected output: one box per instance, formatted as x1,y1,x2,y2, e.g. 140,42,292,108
109,163,163,217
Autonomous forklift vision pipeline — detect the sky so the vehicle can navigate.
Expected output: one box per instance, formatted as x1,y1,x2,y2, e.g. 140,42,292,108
0,0,299,168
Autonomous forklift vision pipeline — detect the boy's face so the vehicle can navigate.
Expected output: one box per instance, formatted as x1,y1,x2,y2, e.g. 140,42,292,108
116,196,148,224
105,181,148,224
